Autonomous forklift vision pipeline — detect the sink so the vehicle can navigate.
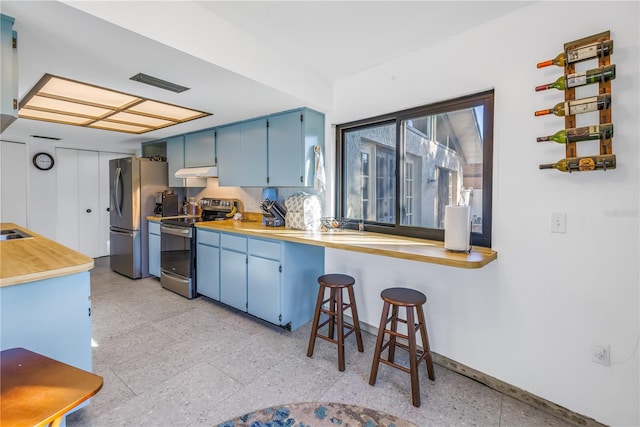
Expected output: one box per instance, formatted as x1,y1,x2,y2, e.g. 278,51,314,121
0,229,32,241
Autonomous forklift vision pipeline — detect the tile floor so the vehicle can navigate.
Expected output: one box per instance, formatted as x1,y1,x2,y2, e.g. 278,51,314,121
67,257,574,427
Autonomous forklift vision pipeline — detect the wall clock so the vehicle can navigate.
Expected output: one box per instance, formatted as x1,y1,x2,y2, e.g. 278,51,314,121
33,152,55,171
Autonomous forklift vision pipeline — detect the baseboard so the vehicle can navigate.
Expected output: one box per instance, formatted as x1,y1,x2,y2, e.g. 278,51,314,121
355,320,606,427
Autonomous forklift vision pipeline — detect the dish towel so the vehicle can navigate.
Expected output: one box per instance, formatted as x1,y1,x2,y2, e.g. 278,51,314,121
314,145,326,193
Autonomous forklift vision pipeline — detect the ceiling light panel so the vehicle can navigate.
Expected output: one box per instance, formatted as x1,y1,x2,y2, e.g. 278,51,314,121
19,74,211,134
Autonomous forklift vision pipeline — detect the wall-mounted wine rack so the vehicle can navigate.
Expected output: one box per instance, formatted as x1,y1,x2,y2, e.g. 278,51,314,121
535,30,616,173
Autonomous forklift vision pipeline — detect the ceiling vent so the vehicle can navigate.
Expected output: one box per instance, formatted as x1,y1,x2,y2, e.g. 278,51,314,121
130,73,190,93
30,135,61,140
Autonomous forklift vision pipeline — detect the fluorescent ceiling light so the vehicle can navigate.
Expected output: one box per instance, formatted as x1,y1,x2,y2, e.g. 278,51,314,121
19,74,211,134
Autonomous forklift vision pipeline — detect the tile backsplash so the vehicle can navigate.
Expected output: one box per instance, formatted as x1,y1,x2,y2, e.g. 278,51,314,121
177,178,323,215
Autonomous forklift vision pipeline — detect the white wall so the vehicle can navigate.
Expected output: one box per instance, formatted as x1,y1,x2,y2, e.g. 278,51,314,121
329,2,639,426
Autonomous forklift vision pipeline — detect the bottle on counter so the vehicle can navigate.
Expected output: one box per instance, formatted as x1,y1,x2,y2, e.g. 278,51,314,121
534,94,611,117
539,154,616,172
537,123,614,144
535,65,615,91
537,40,613,68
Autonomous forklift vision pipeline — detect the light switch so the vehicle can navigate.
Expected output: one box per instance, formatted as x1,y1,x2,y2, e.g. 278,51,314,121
550,212,567,233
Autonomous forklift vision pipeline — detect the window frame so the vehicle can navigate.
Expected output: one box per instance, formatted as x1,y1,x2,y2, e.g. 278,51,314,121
336,89,494,248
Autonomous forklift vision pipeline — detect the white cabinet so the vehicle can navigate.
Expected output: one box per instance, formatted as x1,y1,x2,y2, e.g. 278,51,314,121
0,14,18,132
148,220,161,277
185,129,215,167
0,141,27,226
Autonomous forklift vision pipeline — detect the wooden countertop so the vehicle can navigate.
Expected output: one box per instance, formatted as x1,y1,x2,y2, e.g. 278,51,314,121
195,219,497,269
0,223,94,287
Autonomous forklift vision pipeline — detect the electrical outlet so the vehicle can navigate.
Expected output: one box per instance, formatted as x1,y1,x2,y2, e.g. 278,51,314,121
550,212,567,233
592,344,610,366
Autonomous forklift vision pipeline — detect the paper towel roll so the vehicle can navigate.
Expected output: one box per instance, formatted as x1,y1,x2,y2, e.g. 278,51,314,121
444,205,471,252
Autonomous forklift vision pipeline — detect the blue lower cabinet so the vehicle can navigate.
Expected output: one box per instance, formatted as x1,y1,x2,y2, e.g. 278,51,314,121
196,235,220,300
206,231,324,330
219,233,248,311
247,255,281,325
148,221,161,278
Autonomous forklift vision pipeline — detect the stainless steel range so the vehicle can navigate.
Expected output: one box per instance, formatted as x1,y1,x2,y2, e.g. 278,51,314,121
159,198,238,299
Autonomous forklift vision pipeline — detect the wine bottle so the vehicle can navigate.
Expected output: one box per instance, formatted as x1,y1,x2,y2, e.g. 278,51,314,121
537,40,614,68
539,154,616,172
534,94,611,117
535,65,616,91
537,123,614,143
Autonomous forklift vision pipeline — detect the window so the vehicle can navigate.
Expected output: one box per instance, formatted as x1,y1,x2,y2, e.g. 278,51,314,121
337,90,494,247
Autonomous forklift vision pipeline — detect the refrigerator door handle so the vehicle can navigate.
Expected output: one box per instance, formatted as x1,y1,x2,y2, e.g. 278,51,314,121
110,228,133,237
113,167,123,217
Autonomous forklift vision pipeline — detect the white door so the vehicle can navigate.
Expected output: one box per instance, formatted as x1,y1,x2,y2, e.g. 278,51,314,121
0,141,28,226
56,148,80,251
78,150,100,258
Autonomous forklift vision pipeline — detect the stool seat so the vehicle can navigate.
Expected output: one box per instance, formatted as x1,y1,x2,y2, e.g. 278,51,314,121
318,274,356,288
369,287,435,407
381,287,426,307
307,274,364,371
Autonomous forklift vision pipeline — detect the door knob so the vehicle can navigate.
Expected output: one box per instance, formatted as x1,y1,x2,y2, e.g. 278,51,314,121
86,209,92,213
106,207,110,212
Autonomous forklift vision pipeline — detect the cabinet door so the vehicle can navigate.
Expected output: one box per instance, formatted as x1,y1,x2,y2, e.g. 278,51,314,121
185,129,215,167
216,124,243,186
166,135,184,187
247,256,281,325
240,118,268,186
268,111,303,187
197,242,220,300
220,248,247,311
148,222,161,277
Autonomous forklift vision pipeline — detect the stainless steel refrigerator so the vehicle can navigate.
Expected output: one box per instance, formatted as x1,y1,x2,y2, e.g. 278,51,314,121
110,157,168,279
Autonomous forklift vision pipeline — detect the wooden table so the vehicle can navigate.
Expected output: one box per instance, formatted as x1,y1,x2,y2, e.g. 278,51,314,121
1,347,103,427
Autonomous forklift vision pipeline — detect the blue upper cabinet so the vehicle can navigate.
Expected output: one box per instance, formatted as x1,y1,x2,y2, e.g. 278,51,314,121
217,108,324,187
184,129,215,167
217,118,268,187
268,108,324,187
1,14,18,132
166,135,185,188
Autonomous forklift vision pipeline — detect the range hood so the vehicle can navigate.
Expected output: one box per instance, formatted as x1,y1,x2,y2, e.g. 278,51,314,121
174,166,218,178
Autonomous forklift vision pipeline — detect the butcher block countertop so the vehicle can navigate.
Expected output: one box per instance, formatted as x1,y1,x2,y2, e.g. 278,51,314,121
194,218,497,269
0,223,94,287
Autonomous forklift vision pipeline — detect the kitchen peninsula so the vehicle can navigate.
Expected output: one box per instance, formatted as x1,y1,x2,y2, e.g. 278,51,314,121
195,219,497,269
0,223,94,374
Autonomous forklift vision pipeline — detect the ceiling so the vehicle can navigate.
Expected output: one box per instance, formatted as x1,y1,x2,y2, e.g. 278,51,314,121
0,1,531,152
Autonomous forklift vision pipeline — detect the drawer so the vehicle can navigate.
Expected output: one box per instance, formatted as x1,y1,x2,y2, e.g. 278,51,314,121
220,233,247,252
197,229,220,247
149,221,161,235
249,238,281,260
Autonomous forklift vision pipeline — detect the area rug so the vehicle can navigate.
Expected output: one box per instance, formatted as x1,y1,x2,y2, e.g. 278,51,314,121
217,401,416,427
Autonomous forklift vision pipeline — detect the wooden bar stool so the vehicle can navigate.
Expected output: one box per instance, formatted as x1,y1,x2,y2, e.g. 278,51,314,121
307,274,364,371
369,287,435,407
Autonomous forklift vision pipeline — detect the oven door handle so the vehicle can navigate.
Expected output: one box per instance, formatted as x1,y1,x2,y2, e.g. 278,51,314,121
160,224,192,237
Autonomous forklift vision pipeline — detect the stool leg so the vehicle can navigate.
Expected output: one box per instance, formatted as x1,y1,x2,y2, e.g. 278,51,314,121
346,286,364,353
417,304,435,381
336,288,346,371
369,301,390,386
388,304,399,363
406,307,421,407
327,288,336,340
307,285,325,358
